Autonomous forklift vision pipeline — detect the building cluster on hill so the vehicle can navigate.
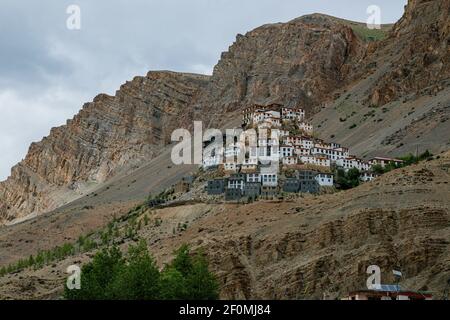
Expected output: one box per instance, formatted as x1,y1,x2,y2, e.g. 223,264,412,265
202,104,403,201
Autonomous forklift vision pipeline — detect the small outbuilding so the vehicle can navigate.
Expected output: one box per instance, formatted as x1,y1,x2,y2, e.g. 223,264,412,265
282,178,301,193
225,188,243,201
206,179,227,195
243,182,261,198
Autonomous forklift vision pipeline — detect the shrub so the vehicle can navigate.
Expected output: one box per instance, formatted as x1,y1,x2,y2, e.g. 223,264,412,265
159,267,187,299
372,164,385,175
336,168,360,190
110,240,160,300
183,252,219,300
64,246,124,300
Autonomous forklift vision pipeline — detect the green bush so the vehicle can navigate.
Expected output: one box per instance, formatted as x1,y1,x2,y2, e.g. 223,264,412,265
110,241,160,300
373,150,434,175
336,168,360,190
159,267,187,299
64,246,124,300
183,252,219,300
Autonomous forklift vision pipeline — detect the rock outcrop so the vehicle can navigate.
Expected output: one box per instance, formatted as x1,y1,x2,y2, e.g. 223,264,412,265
365,0,450,106
189,14,366,128
0,71,209,223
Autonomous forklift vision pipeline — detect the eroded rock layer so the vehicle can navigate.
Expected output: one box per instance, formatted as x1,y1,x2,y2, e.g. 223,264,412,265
0,72,209,222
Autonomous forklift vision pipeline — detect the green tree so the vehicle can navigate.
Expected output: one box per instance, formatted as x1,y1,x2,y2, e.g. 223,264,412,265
372,164,385,175
418,150,433,161
184,252,219,300
159,267,187,299
111,240,160,300
347,168,361,188
166,245,218,300
64,242,219,300
336,168,360,190
64,246,124,300
27,255,35,267
34,251,45,269
170,244,193,277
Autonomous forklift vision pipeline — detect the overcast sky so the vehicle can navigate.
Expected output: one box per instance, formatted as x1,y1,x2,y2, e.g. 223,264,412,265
0,0,408,181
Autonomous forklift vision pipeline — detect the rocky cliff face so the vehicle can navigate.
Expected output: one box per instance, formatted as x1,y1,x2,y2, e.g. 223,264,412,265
365,0,450,106
0,71,209,223
189,14,365,128
0,14,367,224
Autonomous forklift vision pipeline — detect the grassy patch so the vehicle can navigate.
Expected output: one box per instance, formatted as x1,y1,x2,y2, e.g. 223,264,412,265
350,25,388,42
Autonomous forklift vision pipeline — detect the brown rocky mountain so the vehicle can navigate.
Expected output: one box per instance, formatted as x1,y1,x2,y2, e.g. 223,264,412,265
0,0,449,300
0,11,378,225
311,0,450,160
1,0,448,225
188,13,366,128
366,0,449,107
0,72,209,223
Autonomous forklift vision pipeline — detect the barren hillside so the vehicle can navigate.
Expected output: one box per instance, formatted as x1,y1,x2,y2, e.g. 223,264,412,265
0,151,448,299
